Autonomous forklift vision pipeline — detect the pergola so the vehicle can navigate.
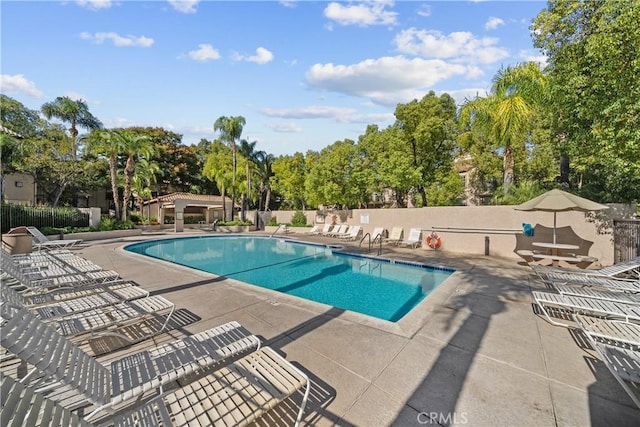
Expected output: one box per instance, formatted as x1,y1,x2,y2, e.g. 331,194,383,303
142,192,236,232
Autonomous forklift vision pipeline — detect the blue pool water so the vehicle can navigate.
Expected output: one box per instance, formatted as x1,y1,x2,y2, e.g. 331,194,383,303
125,236,453,322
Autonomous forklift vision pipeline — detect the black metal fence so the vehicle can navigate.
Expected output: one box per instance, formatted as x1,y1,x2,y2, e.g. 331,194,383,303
613,219,640,263
0,204,89,233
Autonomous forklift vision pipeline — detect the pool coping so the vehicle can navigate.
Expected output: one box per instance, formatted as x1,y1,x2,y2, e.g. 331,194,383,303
118,233,463,338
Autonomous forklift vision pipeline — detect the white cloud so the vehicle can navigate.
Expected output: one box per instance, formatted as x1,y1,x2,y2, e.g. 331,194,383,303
233,47,274,64
394,28,508,64
261,105,356,119
518,50,548,68
0,74,44,98
484,17,505,30
80,32,154,47
265,122,303,133
324,1,398,27
167,0,199,14
305,56,469,106
417,5,431,17
75,0,112,11
279,0,297,8
186,44,221,61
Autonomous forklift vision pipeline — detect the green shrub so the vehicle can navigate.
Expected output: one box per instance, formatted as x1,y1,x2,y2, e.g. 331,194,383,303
98,217,136,231
290,210,307,227
129,212,143,224
184,215,205,224
268,216,278,226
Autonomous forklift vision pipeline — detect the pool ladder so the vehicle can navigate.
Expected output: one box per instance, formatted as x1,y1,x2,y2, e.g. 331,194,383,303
270,224,289,237
360,233,382,255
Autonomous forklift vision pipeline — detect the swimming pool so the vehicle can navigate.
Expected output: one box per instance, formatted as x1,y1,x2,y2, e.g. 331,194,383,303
125,236,453,322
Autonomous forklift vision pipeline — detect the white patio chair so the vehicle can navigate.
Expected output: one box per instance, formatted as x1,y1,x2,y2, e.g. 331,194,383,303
26,226,83,249
583,335,640,409
0,303,261,420
398,228,422,248
532,291,640,327
553,283,640,305
370,227,385,243
338,225,362,241
0,373,92,427
386,227,403,245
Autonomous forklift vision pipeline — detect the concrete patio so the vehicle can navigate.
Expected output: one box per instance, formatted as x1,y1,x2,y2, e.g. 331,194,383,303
74,230,639,426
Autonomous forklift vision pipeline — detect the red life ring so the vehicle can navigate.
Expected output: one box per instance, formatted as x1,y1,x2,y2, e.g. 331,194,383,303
426,232,441,249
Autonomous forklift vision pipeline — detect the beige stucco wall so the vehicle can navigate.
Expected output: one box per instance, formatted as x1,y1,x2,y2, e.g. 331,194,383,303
2,173,35,205
261,204,637,266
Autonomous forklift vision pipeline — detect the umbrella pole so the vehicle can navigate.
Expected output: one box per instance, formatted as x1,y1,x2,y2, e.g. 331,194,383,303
553,212,557,244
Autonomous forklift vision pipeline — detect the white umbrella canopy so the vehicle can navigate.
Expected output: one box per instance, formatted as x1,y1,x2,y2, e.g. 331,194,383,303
514,189,609,243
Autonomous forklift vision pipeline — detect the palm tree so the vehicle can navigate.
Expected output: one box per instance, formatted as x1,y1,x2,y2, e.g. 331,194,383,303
119,129,154,221
132,159,160,221
213,116,246,220
83,129,125,220
255,151,274,212
460,62,546,194
41,96,102,161
238,139,258,221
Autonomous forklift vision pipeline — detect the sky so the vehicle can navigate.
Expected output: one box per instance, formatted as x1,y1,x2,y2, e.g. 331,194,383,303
1,0,547,156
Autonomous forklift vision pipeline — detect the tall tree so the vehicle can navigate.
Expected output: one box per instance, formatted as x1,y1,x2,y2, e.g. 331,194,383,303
213,116,246,220
238,139,258,221
119,129,154,221
459,62,546,194
83,129,125,219
394,92,458,205
532,0,640,201
272,153,308,210
41,96,102,161
254,151,274,211
203,140,233,221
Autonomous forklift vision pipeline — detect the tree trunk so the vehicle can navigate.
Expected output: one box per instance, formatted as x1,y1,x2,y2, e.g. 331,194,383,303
502,146,515,194
121,156,135,221
221,186,227,221
240,193,246,222
559,155,570,188
231,143,237,221
418,185,427,207
109,154,121,220
264,187,271,211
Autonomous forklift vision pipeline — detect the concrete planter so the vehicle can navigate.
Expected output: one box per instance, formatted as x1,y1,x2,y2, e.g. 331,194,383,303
53,228,142,242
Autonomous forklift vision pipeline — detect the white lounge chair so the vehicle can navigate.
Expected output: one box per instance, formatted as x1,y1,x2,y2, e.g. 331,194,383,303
532,291,640,327
26,226,83,249
586,339,640,408
532,257,640,280
399,228,422,248
1,281,148,320
370,227,385,243
338,225,362,241
318,224,334,236
541,270,640,293
576,315,640,349
553,283,640,305
0,303,309,425
1,373,91,427
387,227,403,245
305,224,322,235
327,224,348,237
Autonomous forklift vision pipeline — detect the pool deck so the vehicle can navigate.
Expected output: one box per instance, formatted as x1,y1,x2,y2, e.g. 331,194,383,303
75,230,639,426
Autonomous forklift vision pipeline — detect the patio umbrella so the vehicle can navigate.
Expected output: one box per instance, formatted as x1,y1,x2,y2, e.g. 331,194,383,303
513,189,608,244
